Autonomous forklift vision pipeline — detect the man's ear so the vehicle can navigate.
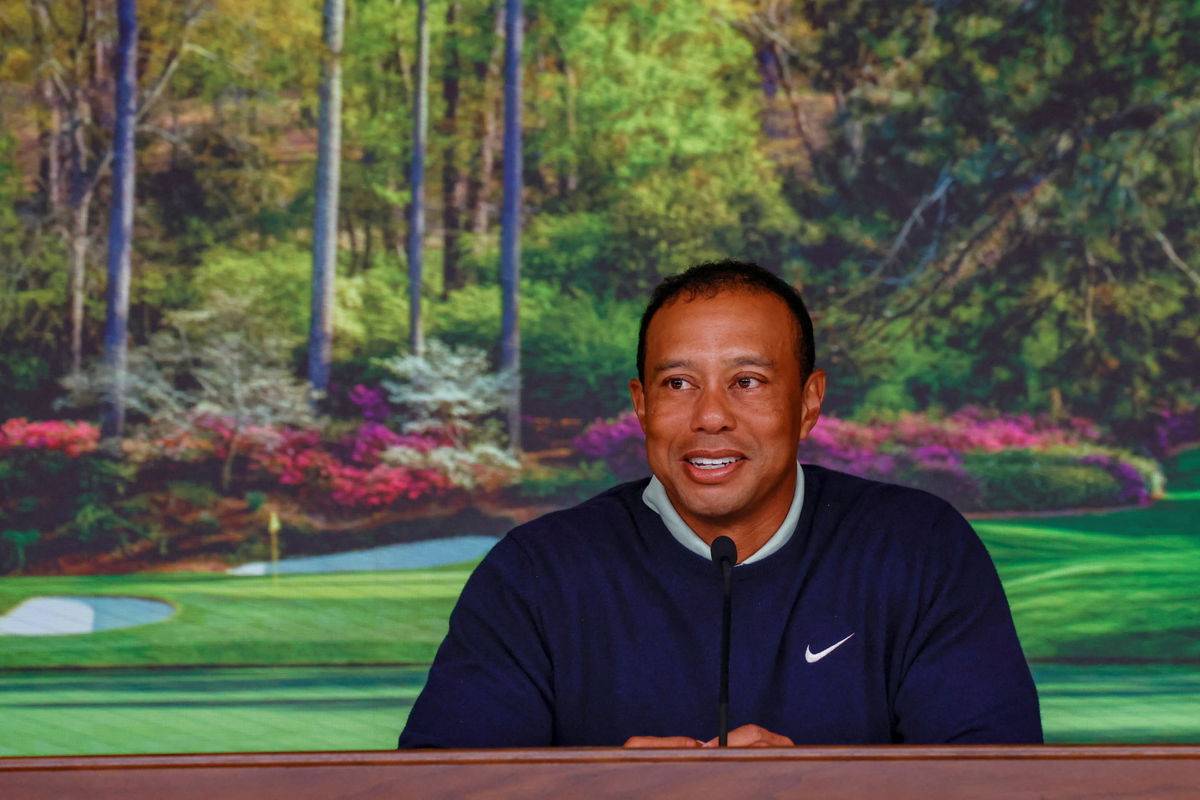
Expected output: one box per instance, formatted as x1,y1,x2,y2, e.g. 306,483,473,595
798,369,826,440
629,378,648,433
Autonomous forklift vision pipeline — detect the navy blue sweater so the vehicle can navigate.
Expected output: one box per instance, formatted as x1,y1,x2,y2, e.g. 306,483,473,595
399,466,1042,747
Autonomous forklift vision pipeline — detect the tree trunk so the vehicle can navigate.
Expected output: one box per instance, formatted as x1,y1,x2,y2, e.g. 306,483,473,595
68,145,93,377
499,0,523,451
470,2,505,250
408,0,430,356
440,0,467,297
29,1,64,216
307,0,346,404
100,0,138,439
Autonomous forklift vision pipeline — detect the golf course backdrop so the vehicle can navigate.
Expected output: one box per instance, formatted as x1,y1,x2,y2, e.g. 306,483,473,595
2,0,1199,755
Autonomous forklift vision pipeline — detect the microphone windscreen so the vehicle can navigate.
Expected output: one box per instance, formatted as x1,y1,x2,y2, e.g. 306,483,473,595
710,535,737,567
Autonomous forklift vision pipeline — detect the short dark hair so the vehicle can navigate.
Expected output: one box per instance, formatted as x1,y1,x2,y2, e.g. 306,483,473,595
636,259,815,383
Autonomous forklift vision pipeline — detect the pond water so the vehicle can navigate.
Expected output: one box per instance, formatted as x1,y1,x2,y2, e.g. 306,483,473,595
226,535,500,576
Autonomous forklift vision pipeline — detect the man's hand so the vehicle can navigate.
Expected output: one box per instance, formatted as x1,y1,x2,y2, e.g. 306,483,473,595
623,724,793,748
702,724,794,748
623,736,704,748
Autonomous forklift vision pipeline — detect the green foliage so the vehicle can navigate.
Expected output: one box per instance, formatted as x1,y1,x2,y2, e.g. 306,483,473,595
509,460,617,505
765,0,1200,424
0,449,140,573
1166,448,1200,494
3,0,1198,444
964,452,1122,512
428,281,639,418
244,490,269,512
0,135,69,417
189,244,412,359
525,0,800,296
0,529,39,573
140,125,298,263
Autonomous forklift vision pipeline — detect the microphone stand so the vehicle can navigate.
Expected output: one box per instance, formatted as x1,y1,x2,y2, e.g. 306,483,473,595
710,536,737,747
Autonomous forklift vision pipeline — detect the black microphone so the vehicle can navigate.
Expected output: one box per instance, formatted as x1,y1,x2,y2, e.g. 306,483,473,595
710,535,737,747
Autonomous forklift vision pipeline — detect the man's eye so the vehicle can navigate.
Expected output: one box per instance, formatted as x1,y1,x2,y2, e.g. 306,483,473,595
735,377,761,389
667,378,693,390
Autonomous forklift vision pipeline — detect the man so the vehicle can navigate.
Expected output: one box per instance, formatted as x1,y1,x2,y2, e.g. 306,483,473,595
399,260,1041,748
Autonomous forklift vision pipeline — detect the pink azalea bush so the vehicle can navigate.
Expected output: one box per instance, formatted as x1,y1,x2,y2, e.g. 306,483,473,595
0,418,100,457
573,411,647,480
125,414,462,511
1,418,131,573
1151,405,1200,455
574,407,1163,511
248,423,455,508
348,384,391,422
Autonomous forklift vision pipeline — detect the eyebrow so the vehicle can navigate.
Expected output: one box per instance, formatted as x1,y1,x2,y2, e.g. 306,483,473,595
650,356,775,375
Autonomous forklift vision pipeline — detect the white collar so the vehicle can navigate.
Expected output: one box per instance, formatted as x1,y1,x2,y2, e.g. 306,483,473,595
641,463,805,565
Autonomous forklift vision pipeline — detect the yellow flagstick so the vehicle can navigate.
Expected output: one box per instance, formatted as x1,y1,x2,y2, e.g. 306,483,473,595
268,511,281,587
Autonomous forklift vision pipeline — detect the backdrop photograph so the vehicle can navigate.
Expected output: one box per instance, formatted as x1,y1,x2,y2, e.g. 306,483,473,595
1,0,1199,755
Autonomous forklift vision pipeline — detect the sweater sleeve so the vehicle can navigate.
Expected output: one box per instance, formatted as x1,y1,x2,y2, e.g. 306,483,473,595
891,504,1043,744
398,534,554,748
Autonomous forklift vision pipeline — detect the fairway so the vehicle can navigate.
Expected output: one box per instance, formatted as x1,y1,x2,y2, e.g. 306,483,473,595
0,666,428,756
977,451,1200,664
0,566,473,669
2,451,1198,754
1033,663,1200,744
3,661,1199,756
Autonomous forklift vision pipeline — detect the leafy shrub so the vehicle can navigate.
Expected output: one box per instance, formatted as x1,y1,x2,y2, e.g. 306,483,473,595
189,245,410,355
377,339,514,442
510,460,618,505
373,339,521,492
141,418,458,511
1151,405,1200,455
0,351,55,420
1,418,100,456
963,452,1122,512
574,412,647,480
428,281,639,419
573,409,1165,512
0,421,139,573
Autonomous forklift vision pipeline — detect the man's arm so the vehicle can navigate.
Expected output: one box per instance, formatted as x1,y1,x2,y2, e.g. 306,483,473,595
398,536,554,748
891,505,1042,744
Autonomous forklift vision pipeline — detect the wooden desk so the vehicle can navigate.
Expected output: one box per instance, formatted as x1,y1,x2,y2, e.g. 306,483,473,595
3,745,1200,799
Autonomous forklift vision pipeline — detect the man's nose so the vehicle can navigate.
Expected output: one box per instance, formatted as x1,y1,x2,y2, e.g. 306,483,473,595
690,386,735,433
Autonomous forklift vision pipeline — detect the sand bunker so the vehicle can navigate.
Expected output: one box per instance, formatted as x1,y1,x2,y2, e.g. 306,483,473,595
0,596,176,636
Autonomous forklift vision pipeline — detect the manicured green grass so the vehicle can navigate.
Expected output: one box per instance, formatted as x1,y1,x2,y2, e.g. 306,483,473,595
1033,663,1200,743
3,660,1198,756
975,451,1200,663
2,449,1196,753
0,566,473,669
0,666,428,756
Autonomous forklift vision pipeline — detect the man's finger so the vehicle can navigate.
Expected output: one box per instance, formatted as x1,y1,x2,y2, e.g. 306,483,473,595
704,724,794,748
623,735,704,748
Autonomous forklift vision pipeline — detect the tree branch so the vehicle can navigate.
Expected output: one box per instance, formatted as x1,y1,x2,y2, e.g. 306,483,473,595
1152,230,1200,290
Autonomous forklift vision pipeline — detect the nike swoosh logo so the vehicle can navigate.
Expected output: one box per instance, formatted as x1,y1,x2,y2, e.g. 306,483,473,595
805,633,855,664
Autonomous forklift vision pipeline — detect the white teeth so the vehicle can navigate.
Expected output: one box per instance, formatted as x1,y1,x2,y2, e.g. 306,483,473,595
688,457,738,469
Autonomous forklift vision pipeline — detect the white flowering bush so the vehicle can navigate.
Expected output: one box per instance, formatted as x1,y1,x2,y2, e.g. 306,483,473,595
375,339,520,490
380,442,518,492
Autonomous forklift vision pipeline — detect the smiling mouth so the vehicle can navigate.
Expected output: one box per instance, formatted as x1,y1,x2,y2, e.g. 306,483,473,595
686,456,744,470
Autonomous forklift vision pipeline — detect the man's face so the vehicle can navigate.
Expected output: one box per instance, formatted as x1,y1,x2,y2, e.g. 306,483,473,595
630,289,825,541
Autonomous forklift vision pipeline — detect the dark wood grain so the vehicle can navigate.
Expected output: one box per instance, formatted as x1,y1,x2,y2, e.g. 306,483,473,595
3,746,1199,799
